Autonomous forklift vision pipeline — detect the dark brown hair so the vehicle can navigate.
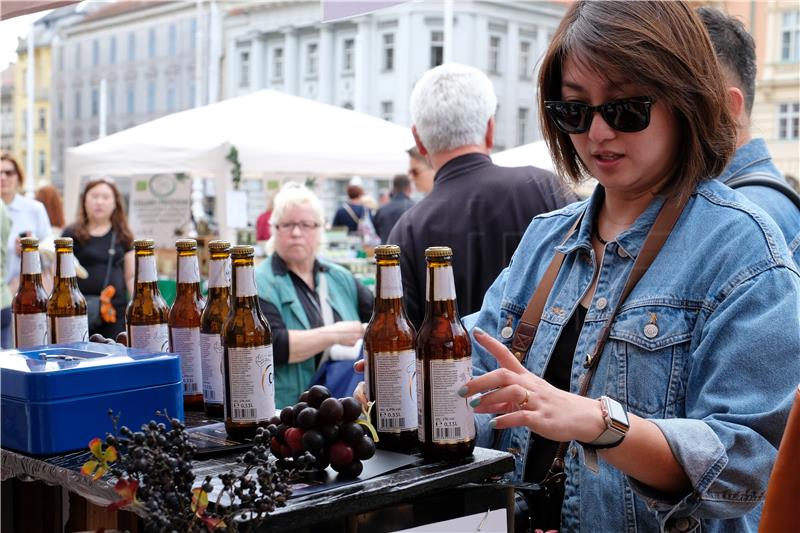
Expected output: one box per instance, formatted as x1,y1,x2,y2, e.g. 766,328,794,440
1,152,25,191
73,179,134,248
35,185,65,228
538,0,736,198
346,185,364,200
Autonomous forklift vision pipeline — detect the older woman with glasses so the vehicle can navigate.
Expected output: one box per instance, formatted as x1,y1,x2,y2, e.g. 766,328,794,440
256,183,373,408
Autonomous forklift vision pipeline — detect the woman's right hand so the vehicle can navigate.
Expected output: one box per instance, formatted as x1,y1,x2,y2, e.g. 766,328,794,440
329,320,365,346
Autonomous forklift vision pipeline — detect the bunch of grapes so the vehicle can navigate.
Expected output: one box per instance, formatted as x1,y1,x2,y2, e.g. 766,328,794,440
266,385,376,479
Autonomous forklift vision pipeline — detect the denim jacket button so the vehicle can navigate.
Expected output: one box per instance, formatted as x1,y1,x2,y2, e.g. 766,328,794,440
501,326,513,339
644,323,659,338
595,297,608,310
617,246,629,258
674,517,691,532
569,445,577,458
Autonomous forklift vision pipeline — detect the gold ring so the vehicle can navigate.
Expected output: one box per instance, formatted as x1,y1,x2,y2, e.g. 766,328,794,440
518,389,530,409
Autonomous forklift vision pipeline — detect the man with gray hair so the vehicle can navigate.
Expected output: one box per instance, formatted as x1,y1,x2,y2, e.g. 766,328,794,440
387,63,576,329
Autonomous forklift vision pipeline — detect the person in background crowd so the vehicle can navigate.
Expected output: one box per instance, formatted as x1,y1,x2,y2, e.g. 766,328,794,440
1,152,51,296
62,179,135,338
374,174,414,243
35,185,65,237
255,191,275,242
0,202,12,348
698,6,800,265
461,2,800,531
256,183,372,408
407,146,435,196
332,180,370,234
388,63,578,329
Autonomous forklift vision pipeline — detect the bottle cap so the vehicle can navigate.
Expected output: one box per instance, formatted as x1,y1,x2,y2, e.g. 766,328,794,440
230,245,254,258
54,237,74,248
20,237,39,248
207,240,231,253
134,239,155,249
175,239,197,251
374,244,401,258
425,246,453,259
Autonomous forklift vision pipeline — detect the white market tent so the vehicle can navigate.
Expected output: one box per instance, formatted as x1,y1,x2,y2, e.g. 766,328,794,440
63,89,415,238
491,139,555,172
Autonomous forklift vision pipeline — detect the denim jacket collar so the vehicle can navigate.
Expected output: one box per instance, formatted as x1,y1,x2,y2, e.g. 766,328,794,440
718,138,779,182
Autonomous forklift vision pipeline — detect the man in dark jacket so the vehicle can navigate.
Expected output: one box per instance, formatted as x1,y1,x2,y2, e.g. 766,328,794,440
374,174,415,243
387,63,577,329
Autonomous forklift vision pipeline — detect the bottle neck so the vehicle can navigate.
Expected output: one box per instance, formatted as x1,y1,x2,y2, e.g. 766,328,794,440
134,251,158,289
176,252,200,285
54,249,78,286
207,256,231,290
231,259,258,308
20,249,42,276
424,262,459,319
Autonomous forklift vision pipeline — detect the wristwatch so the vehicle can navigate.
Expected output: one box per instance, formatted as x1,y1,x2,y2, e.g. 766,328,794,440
585,396,629,449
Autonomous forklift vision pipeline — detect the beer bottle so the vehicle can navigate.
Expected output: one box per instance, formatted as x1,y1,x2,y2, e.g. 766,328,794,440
11,237,49,348
168,239,205,411
222,245,273,438
126,239,170,352
363,244,418,451
416,246,475,459
200,240,231,418
47,237,89,343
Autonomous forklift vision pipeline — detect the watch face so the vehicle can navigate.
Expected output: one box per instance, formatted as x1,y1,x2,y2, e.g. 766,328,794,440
606,397,629,426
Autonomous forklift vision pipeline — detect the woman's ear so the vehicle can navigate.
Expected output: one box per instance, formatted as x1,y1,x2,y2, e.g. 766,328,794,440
727,86,746,125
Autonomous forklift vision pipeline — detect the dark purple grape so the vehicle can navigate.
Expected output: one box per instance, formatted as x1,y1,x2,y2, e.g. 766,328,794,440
301,429,324,454
313,450,330,470
89,333,106,343
268,415,281,426
339,422,365,446
306,385,331,408
275,424,287,444
330,441,354,471
318,397,344,425
296,407,318,430
337,459,363,479
292,401,308,423
353,436,376,460
279,406,294,426
299,390,310,403
319,424,340,444
340,397,362,423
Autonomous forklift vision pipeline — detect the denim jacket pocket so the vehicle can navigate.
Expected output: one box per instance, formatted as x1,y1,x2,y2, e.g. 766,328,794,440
607,303,697,418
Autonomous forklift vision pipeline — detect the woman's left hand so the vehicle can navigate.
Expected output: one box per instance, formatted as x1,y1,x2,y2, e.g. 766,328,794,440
462,327,605,443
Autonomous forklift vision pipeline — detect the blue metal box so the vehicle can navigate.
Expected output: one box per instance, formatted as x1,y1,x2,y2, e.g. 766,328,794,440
1,342,183,455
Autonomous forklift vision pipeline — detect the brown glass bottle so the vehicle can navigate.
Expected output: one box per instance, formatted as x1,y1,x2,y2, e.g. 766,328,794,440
126,239,170,352
222,245,273,438
200,240,231,418
168,239,205,411
364,245,418,452
416,246,476,459
12,237,49,348
47,237,89,344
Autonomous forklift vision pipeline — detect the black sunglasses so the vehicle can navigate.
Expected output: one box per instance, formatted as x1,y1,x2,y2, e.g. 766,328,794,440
544,97,654,134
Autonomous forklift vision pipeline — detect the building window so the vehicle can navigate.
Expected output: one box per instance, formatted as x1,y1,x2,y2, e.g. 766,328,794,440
519,41,531,79
239,50,250,87
168,24,177,55
38,108,46,131
517,107,529,145
74,90,81,119
147,81,156,113
128,32,136,61
430,31,443,68
778,102,800,140
342,38,354,73
127,85,135,114
92,39,99,66
58,98,63,120
489,35,501,74
190,19,197,50
148,28,157,58
108,86,116,115
382,33,395,71
110,36,117,64
781,10,800,62
307,43,318,77
75,43,81,69
38,151,45,176
381,100,394,122
189,81,196,107
58,47,63,71
273,47,284,80
167,85,176,112
91,88,99,117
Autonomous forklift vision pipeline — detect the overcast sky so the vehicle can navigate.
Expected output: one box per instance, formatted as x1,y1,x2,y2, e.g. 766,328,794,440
0,11,52,72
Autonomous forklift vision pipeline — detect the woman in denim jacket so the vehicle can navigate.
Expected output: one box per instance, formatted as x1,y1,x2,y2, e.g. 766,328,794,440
460,2,800,532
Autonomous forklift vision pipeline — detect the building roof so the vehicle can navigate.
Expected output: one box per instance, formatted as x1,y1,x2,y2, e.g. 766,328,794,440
81,1,172,23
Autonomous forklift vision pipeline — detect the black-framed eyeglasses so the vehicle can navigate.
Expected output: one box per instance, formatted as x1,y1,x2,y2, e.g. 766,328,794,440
275,221,320,233
544,97,654,134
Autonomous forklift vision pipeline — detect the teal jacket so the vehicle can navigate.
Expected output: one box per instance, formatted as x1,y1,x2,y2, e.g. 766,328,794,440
255,255,361,408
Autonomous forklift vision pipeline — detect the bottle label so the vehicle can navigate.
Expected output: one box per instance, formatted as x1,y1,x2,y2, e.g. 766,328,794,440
430,358,475,444
432,266,456,301
130,323,170,352
373,350,417,432
178,256,200,284
208,258,231,288
137,255,158,283
54,314,89,343
59,253,76,278
13,312,48,348
227,345,274,422
200,332,224,405
235,266,257,297
416,358,425,443
170,327,203,395
21,251,41,275
379,265,403,299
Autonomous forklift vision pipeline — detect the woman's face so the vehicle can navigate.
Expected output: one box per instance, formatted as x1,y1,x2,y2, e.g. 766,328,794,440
1,160,19,196
274,203,321,266
561,57,679,198
84,183,116,223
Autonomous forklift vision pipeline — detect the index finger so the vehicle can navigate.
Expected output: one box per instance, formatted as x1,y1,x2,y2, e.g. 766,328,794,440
472,327,527,374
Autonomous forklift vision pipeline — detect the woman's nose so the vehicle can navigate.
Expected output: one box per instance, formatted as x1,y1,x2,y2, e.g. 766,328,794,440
587,110,616,143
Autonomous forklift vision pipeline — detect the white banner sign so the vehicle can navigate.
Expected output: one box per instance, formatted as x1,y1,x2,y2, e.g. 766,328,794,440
129,174,193,248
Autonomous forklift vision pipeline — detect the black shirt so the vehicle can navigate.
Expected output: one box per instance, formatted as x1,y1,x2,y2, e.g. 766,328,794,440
332,202,370,233
386,153,578,329
374,192,415,243
258,254,374,366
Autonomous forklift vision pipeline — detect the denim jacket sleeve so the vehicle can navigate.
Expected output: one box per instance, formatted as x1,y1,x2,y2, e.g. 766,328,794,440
627,262,800,525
